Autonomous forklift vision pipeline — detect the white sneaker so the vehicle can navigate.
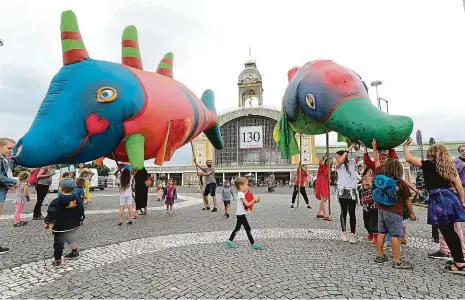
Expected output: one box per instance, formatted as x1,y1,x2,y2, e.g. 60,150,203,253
341,232,349,242
349,233,357,244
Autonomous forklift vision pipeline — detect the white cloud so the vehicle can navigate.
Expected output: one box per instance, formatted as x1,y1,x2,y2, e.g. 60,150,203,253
0,0,464,167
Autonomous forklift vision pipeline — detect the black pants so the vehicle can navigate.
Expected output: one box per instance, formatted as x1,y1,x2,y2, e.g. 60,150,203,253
363,209,378,234
339,197,356,233
438,223,465,263
432,224,439,239
291,186,309,205
34,184,49,218
229,215,255,244
53,230,77,260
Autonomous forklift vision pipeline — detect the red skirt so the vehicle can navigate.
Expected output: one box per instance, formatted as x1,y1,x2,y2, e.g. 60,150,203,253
314,177,329,201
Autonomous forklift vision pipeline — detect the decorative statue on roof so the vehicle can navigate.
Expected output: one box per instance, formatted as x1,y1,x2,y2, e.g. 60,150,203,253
14,10,223,170
274,60,413,158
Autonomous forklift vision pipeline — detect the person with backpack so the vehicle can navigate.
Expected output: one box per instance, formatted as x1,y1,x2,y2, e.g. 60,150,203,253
373,158,416,269
33,166,55,220
404,139,465,275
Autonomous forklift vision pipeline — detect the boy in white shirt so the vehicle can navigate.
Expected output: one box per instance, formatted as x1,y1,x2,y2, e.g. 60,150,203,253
226,177,264,249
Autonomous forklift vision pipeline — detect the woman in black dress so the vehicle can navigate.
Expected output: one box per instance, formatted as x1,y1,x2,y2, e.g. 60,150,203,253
134,167,150,215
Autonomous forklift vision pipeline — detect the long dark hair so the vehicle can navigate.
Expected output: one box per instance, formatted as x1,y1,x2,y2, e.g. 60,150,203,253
336,150,350,174
120,168,131,191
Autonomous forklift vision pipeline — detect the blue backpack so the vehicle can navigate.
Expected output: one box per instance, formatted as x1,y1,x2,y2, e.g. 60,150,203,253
373,175,399,206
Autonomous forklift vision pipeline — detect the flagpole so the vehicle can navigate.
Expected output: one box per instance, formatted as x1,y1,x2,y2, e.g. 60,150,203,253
326,130,331,216
297,134,302,208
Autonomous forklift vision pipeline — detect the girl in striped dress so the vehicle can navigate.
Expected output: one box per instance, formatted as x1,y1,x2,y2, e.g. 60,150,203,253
13,171,30,227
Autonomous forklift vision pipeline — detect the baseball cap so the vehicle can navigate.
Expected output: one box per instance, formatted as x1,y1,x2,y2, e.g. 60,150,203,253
60,178,76,190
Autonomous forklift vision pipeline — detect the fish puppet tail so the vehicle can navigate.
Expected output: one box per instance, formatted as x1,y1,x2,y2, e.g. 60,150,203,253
201,89,224,150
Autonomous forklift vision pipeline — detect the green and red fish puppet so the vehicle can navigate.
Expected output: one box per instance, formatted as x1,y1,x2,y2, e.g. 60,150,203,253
274,60,413,158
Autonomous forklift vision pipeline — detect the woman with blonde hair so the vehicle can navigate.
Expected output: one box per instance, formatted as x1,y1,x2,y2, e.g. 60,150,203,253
404,138,465,275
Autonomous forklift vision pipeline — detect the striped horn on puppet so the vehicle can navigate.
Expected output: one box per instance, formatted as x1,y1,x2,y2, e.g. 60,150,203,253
122,25,143,70
61,10,89,65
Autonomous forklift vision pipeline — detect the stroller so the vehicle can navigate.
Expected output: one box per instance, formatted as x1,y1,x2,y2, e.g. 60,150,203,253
267,181,276,193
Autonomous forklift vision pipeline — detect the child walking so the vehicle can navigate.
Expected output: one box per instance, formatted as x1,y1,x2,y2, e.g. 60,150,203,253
226,177,264,249
44,179,85,266
221,180,234,218
13,171,30,227
0,137,20,253
374,159,416,269
163,178,177,213
359,168,378,246
156,180,163,201
118,169,134,225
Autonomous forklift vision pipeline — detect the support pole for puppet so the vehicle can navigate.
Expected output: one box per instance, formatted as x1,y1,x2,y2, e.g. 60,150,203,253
326,130,331,216
190,142,205,207
297,134,302,208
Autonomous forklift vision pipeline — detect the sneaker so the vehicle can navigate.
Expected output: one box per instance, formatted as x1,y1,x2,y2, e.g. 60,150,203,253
316,214,324,219
0,246,9,254
290,205,294,208
307,205,312,209
374,254,389,263
349,233,357,244
428,250,452,261
202,207,210,211
52,260,63,266
364,234,373,242
211,208,218,212
392,261,413,269
370,238,378,247
226,213,229,218
226,240,238,248
64,251,80,260
324,216,332,221
251,243,264,249
341,232,349,242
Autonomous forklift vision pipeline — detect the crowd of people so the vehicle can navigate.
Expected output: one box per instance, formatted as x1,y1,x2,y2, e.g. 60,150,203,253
296,139,465,274
1,136,465,275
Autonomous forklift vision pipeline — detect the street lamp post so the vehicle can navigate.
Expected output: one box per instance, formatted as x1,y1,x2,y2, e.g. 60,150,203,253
370,80,383,110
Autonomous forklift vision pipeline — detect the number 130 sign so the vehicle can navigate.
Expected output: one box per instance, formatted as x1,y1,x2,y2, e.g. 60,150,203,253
239,126,263,149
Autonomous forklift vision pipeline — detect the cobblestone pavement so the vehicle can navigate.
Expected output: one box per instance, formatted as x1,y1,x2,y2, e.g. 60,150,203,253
0,188,463,299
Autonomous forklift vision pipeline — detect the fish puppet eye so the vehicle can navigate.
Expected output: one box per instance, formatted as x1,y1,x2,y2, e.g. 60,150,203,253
305,94,316,110
97,87,117,103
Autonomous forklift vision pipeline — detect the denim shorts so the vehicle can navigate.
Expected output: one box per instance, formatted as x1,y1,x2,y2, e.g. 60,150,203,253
0,188,7,204
378,209,403,237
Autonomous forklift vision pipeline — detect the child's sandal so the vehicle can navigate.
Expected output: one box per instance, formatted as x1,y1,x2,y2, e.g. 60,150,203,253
127,221,133,225
117,222,123,226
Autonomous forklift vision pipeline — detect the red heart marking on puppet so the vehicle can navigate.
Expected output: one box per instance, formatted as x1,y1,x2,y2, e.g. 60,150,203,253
86,114,109,136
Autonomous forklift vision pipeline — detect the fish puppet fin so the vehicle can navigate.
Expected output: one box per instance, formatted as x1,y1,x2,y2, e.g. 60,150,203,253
274,111,300,159
154,118,194,165
156,52,174,78
287,66,299,82
200,89,224,149
125,134,145,170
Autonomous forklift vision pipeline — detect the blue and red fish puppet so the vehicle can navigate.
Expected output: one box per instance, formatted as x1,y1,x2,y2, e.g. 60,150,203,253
14,10,223,170
274,60,413,158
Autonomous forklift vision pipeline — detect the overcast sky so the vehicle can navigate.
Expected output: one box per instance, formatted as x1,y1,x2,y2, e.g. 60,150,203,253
0,0,464,167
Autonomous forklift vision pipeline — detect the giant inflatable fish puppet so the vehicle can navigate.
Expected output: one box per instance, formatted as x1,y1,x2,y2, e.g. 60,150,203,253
14,10,223,170
274,60,413,158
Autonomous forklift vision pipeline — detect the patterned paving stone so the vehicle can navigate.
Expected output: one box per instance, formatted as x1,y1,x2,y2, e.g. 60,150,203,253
0,190,463,299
